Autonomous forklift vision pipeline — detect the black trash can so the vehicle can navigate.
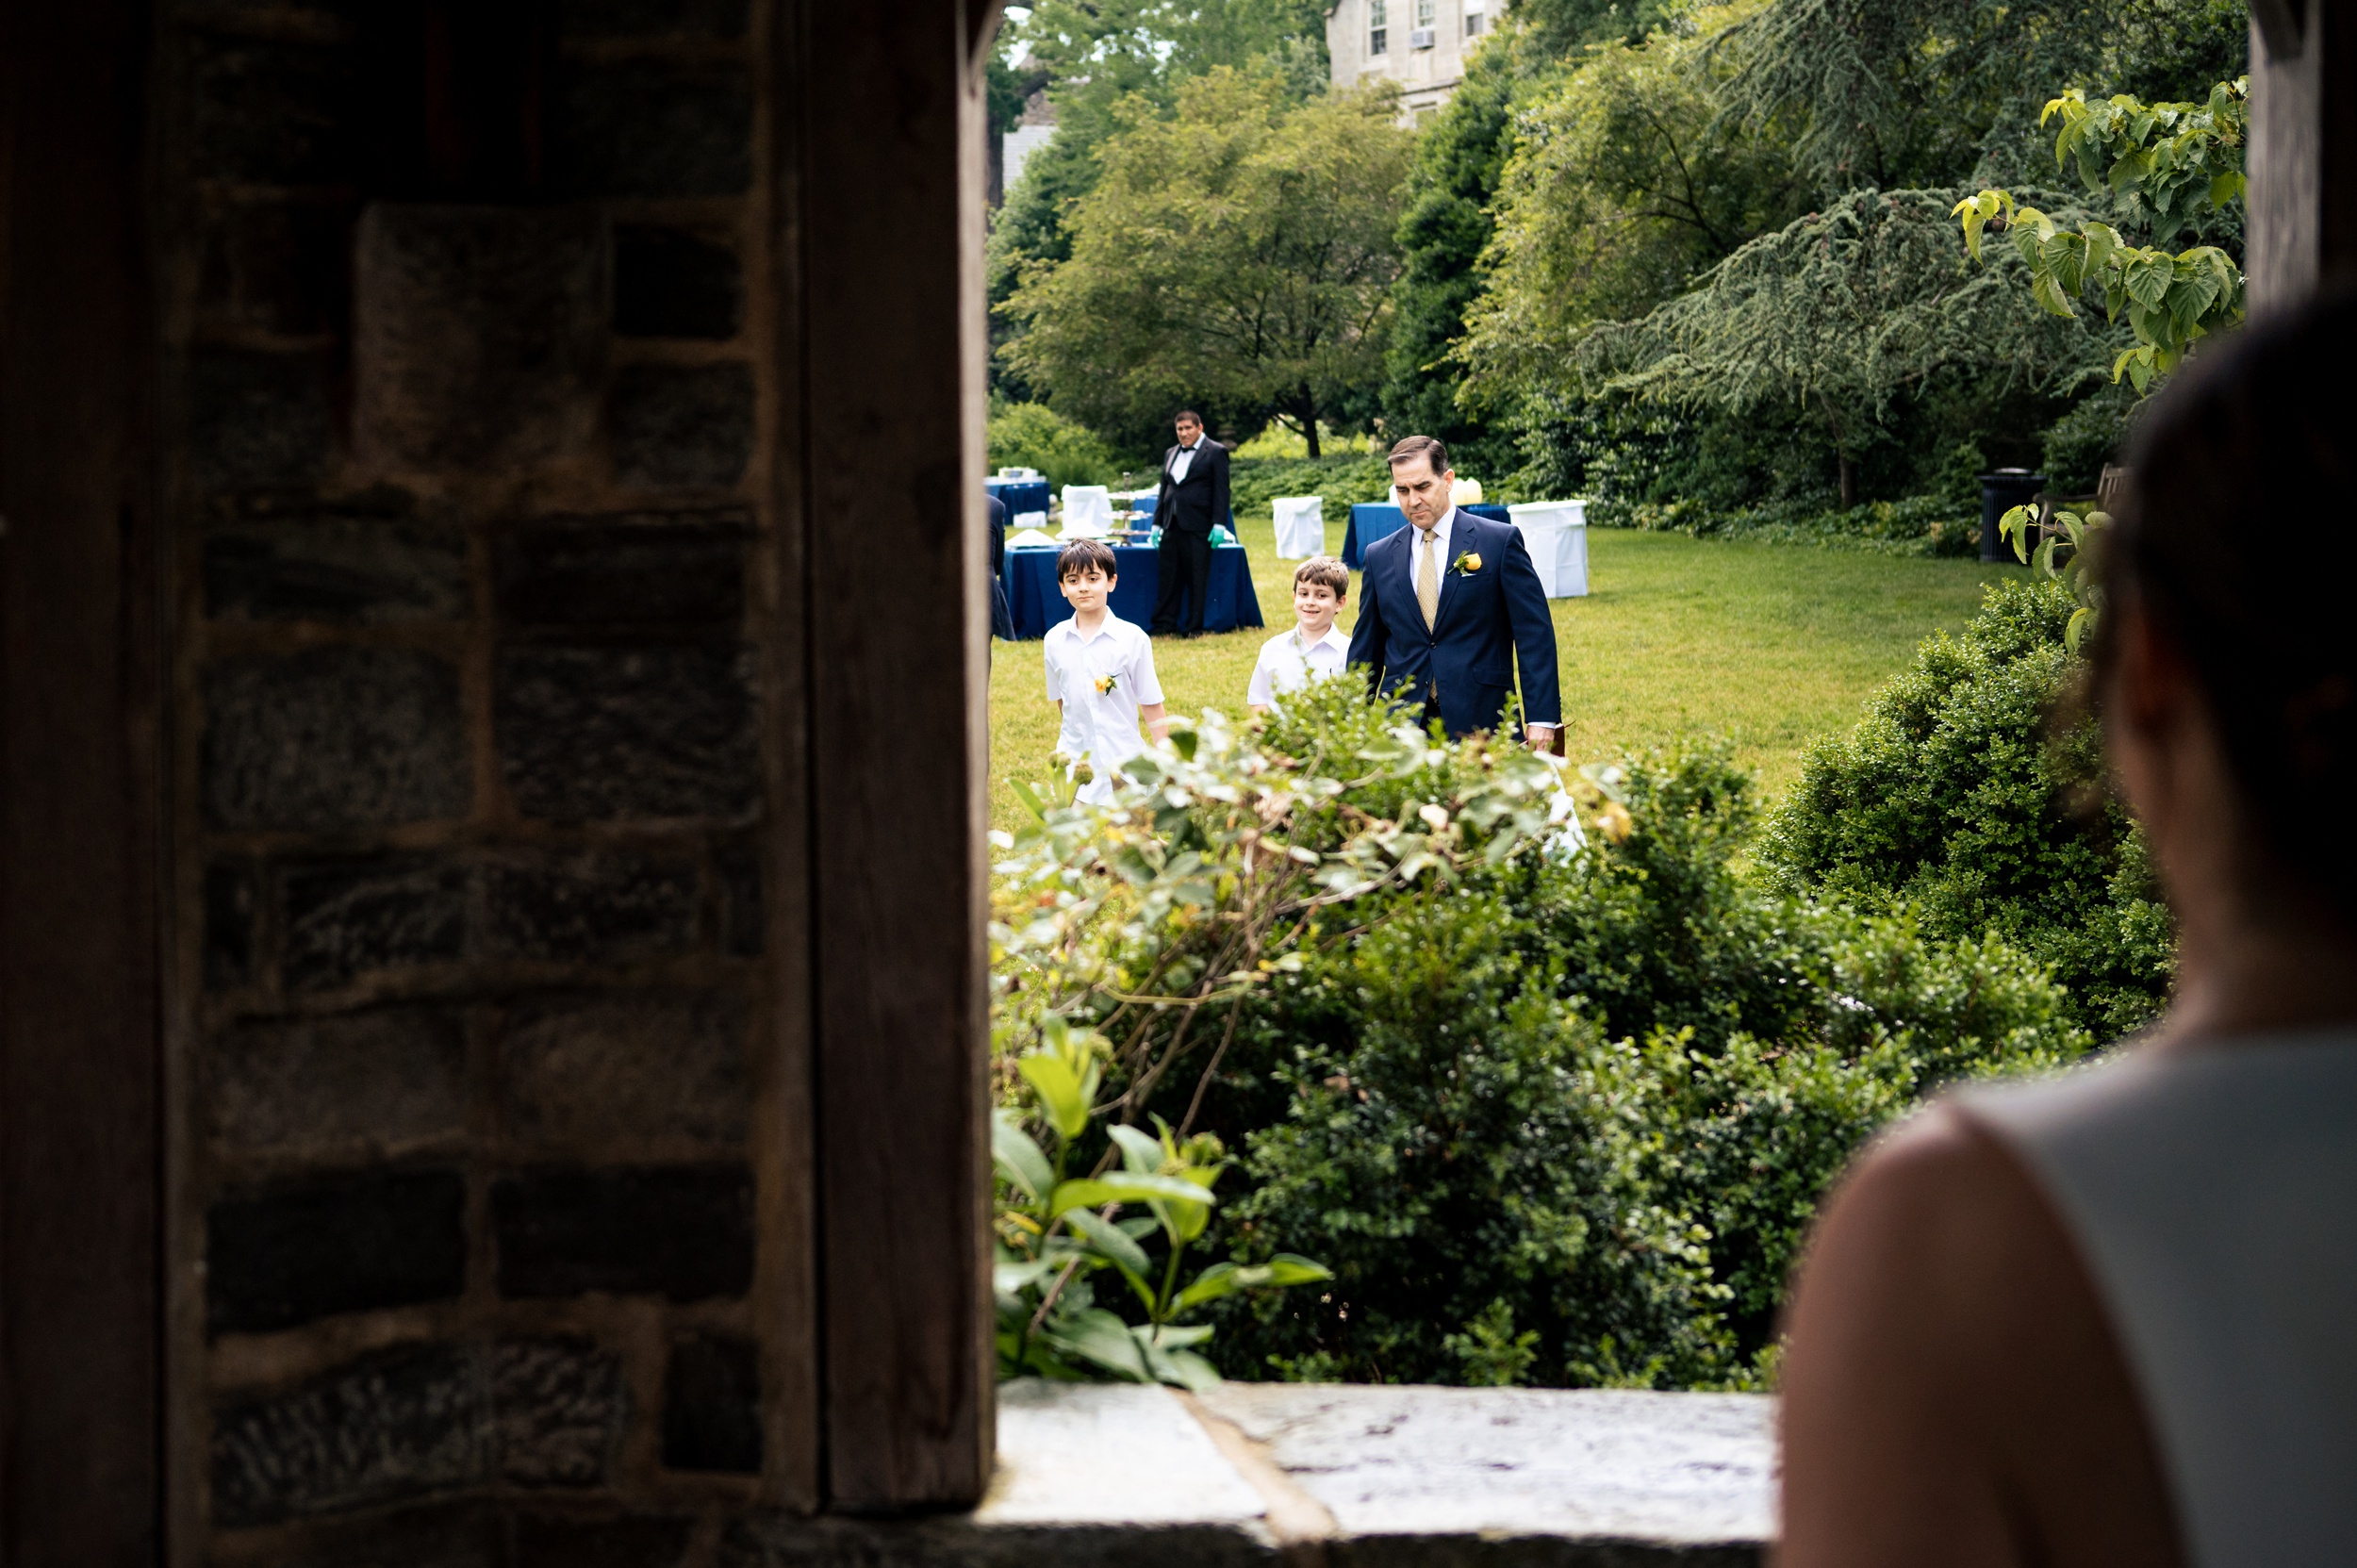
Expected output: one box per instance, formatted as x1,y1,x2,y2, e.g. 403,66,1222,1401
1979,469,2047,563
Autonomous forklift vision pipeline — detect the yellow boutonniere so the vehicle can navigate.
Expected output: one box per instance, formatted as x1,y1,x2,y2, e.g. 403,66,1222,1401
1451,551,1482,576
1094,672,1119,695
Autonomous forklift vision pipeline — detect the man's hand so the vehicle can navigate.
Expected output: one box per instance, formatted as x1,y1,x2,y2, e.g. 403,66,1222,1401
1525,723,1558,753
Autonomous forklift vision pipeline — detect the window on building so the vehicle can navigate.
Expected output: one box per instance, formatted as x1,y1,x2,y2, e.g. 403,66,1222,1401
1369,0,1388,54
1415,0,1434,24
1464,0,1486,36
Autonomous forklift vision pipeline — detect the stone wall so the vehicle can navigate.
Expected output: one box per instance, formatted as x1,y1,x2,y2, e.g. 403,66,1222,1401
165,1,795,1559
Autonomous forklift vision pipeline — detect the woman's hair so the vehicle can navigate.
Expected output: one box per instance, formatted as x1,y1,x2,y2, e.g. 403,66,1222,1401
2105,289,2357,915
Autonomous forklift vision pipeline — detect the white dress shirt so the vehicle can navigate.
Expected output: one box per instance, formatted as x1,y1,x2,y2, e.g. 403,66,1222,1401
1169,440,1200,485
1406,504,1459,584
1044,611,1164,804
1248,623,1352,705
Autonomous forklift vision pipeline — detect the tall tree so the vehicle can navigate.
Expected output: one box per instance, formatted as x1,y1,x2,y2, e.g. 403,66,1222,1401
1004,70,1413,456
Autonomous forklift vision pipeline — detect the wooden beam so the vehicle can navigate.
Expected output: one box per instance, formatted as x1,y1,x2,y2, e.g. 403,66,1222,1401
0,0,165,1560
2248,0,2357,311
797,0,995,1512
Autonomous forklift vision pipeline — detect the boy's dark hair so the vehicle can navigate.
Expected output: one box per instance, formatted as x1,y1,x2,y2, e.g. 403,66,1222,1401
1388,434,1449,475
1176,409,1204,426
2104,289,2357,919
1056,538,1119,582
1293,556,1348,598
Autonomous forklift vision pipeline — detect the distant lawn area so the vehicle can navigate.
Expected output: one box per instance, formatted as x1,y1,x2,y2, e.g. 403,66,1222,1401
988,514,2019,832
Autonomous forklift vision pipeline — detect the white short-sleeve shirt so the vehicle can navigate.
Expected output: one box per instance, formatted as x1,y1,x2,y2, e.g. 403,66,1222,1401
1247,623,1352,706
1044,612,1164,803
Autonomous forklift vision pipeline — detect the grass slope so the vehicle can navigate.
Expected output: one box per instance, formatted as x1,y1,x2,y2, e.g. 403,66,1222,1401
988,513,2019,831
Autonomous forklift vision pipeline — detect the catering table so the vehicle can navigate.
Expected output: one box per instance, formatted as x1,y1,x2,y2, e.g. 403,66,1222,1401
986,477,1051,522
1001,542,1263,639
1341,503,1513,568
1507,500,1590,597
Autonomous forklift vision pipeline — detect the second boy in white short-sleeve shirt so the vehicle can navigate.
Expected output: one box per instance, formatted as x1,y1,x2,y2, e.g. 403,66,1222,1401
1248,555,1352,712
1044,538,1167,805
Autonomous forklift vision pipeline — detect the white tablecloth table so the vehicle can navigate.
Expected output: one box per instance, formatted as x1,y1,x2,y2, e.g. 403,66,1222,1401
1061,485,1114,537
1508,501,1589,598
1273,496,1325,559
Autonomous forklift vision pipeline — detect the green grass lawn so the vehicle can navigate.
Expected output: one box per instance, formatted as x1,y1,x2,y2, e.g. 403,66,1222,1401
989,513,2019,831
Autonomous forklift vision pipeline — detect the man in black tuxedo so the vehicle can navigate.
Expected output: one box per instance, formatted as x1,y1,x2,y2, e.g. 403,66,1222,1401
1148,408,1231,637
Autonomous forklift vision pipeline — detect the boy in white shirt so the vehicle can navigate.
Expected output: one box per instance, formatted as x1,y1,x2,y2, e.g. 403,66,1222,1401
1248,555,1352,714
1044,539,1169,805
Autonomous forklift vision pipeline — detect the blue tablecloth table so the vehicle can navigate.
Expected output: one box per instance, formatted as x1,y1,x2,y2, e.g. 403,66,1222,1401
1000,543,1263,640
986,478,1051,520
1341,503,1513,568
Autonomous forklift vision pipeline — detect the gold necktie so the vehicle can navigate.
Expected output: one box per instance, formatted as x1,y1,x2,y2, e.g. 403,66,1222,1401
1416,525,1441,630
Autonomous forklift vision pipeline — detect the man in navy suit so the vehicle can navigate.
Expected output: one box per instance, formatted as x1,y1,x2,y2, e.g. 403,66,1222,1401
1346,435,1561,745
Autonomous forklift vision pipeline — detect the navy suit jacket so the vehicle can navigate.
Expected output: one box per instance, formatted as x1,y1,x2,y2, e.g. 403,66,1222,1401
1345,511,1561,736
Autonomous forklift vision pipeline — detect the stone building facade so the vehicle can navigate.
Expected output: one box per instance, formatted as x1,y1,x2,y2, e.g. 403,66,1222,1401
1325,0,1494,119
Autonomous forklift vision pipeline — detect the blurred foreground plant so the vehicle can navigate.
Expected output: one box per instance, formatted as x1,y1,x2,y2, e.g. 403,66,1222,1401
989,697,1585,1384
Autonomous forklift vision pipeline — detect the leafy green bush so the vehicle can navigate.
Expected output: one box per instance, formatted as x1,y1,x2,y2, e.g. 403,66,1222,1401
992,678,2094,1392
1605,493,1981,556
1757,578,2174,1039
1208,738,2087,1386
1227,453,1398,524
988,399,1123,489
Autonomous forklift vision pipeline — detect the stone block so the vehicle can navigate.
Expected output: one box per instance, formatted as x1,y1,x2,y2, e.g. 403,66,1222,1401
190,347,337,489
210,1338,629,1528
281,856,470,992
480,854,701,964
661,1331,763,1474
490,1337,632,1487
1193,1385,1776,1551
354,205,608,472
212,1342,486,1528
559,0,749,40
206,860,257,991
203,648,470,832
198,200,353,337
717,843,764,958
496,648,758,822
206,1008,468,1156
554,61,752,197
495,992,749,1150
491,1164,754,1301
206,1168,468,1336
239,1501,509,1568
615,227,743,340
514,1513,698,1568
205,518,468,623
610,363,754,491
189,35,354,186
494,521,744,634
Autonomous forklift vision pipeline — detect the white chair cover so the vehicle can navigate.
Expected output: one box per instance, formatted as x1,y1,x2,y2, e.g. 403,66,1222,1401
1508,501,1589,598
1273,496,1325,559
1012,510,1048,533
1060,486,1114,537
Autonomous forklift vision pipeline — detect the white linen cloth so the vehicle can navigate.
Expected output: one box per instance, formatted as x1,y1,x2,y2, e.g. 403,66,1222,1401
1508,500,1589,598
1044,611,1163,805
1060,486,1114,538
1273,496,1325,558
1247,624,1351,705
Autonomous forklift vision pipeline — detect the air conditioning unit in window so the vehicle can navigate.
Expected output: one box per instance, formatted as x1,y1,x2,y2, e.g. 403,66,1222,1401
1409,25,1436,46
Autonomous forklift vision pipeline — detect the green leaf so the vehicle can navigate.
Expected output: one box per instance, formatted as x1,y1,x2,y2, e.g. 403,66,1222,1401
2066,606,2097,655
1049,1173,1223,1215
1052,1308,1152,1382
2030,270,2077,319
992,1109,1055,1204
1148,1323,1215,1349
1063,1205,1153,1280
1258,1254,1334,1286
1107,1123,1164,1176
1138,1331,1222,1390
1010,777,1050,823
1174,1261,1243,1311
1019,1053,1094,1141
2125,256,2173,309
